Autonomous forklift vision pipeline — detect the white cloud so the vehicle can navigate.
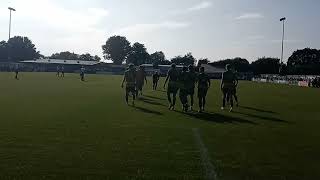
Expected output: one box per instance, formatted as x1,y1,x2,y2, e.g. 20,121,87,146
115,21,190,35
0,7,7,17
187,1,213,11
0,0,110,56
48,29,107,54
88,8,109,17
13,0,109,33
270,39,302,43
235,13,264,20
248,35,265,40
170,1,213,15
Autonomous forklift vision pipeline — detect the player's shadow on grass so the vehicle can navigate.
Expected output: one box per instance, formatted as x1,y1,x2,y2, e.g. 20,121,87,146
144,95,166,101
233,111,288,123
180,112,257,125
133,106,163,116
155,89,167,93
240,106,277,114
139,97,166,107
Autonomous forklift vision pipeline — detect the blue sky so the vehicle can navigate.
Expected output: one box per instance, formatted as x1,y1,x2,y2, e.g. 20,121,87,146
0,0,319,62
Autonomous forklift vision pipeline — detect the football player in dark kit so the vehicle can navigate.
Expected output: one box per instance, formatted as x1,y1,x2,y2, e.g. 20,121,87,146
221,64,237,112
80,66,85,81
56,65,60,77
179,66,189,112
164,64,179,110
186,65,197,111
197,67,211,113
136,65,147,97
121,64,137,106
61,65,65,78
152,71,160,90
231,73,239,107
14,64,19,80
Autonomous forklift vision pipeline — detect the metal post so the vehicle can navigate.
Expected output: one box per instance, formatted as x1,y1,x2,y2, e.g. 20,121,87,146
8,7,16,61
9,10,12,39
279,17,286,74
281,19,285,64
8,7,16,40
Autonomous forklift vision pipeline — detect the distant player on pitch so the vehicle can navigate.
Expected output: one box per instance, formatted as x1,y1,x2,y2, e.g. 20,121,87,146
221,64,237,112
61,65,65,78
122,64,137,106
80,66,85,81
56,65,60,77
197,67,211,113
136,65,147,97
14,64,19,80
164,63,179,110
179,66,189,112
152,71,160,90
231,70,239,107
186,65,197,111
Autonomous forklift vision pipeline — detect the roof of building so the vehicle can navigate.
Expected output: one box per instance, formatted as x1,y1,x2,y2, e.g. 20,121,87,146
141,64,184,68
141,63,225,74
21,59,100,66
201,64,225,73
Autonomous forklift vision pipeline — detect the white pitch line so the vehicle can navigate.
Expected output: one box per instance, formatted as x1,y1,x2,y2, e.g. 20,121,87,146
192,128,217,180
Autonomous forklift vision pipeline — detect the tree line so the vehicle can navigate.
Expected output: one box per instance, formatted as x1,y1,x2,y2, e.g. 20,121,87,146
0,35,319,75
209,57,282,75
102,36,320,75
102,35,200,66
209,50,320,75
0,36,41,62
0,36,101,62
50,51,101,61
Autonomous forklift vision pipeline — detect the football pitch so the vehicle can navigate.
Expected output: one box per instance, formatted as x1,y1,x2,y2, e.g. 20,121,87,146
0,72,319,180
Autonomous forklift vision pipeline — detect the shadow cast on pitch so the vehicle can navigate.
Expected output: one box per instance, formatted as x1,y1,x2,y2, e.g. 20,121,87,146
139,97,166,107
133,106,163,116
155,89,167,93
233,111,289,123
144,95,166,101
179,112,258,125
240,106,277,114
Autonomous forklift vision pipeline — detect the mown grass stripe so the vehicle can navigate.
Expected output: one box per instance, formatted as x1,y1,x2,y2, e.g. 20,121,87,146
193,128,217,180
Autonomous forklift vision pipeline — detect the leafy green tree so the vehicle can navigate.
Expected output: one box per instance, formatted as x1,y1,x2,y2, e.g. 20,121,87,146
197,58,210,66
93,55,101,61
102,36,131,65
287,48,320,75
0,41,8,61
50,51,79,60
6,36,40,62
150,51,166,66
171,52,196,66
126,42,150,65
50,52,100,61
210,57,250,72
251,57,280,75
159,60,172,65
79,53,96,61
279,62,287,76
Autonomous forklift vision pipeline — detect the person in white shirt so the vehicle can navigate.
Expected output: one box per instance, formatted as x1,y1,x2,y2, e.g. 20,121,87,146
14,64,19,80
56,66,60,77
61,65,65,77
80,66,85,81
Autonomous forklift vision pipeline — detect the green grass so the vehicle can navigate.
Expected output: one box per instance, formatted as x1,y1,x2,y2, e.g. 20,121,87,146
0,72,319,180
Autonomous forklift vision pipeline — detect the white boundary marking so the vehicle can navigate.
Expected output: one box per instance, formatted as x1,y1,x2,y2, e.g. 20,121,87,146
192,128,217,180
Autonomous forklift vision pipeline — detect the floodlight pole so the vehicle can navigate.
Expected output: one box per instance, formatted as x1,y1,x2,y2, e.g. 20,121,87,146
8,7,16,40
280,17,286,73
